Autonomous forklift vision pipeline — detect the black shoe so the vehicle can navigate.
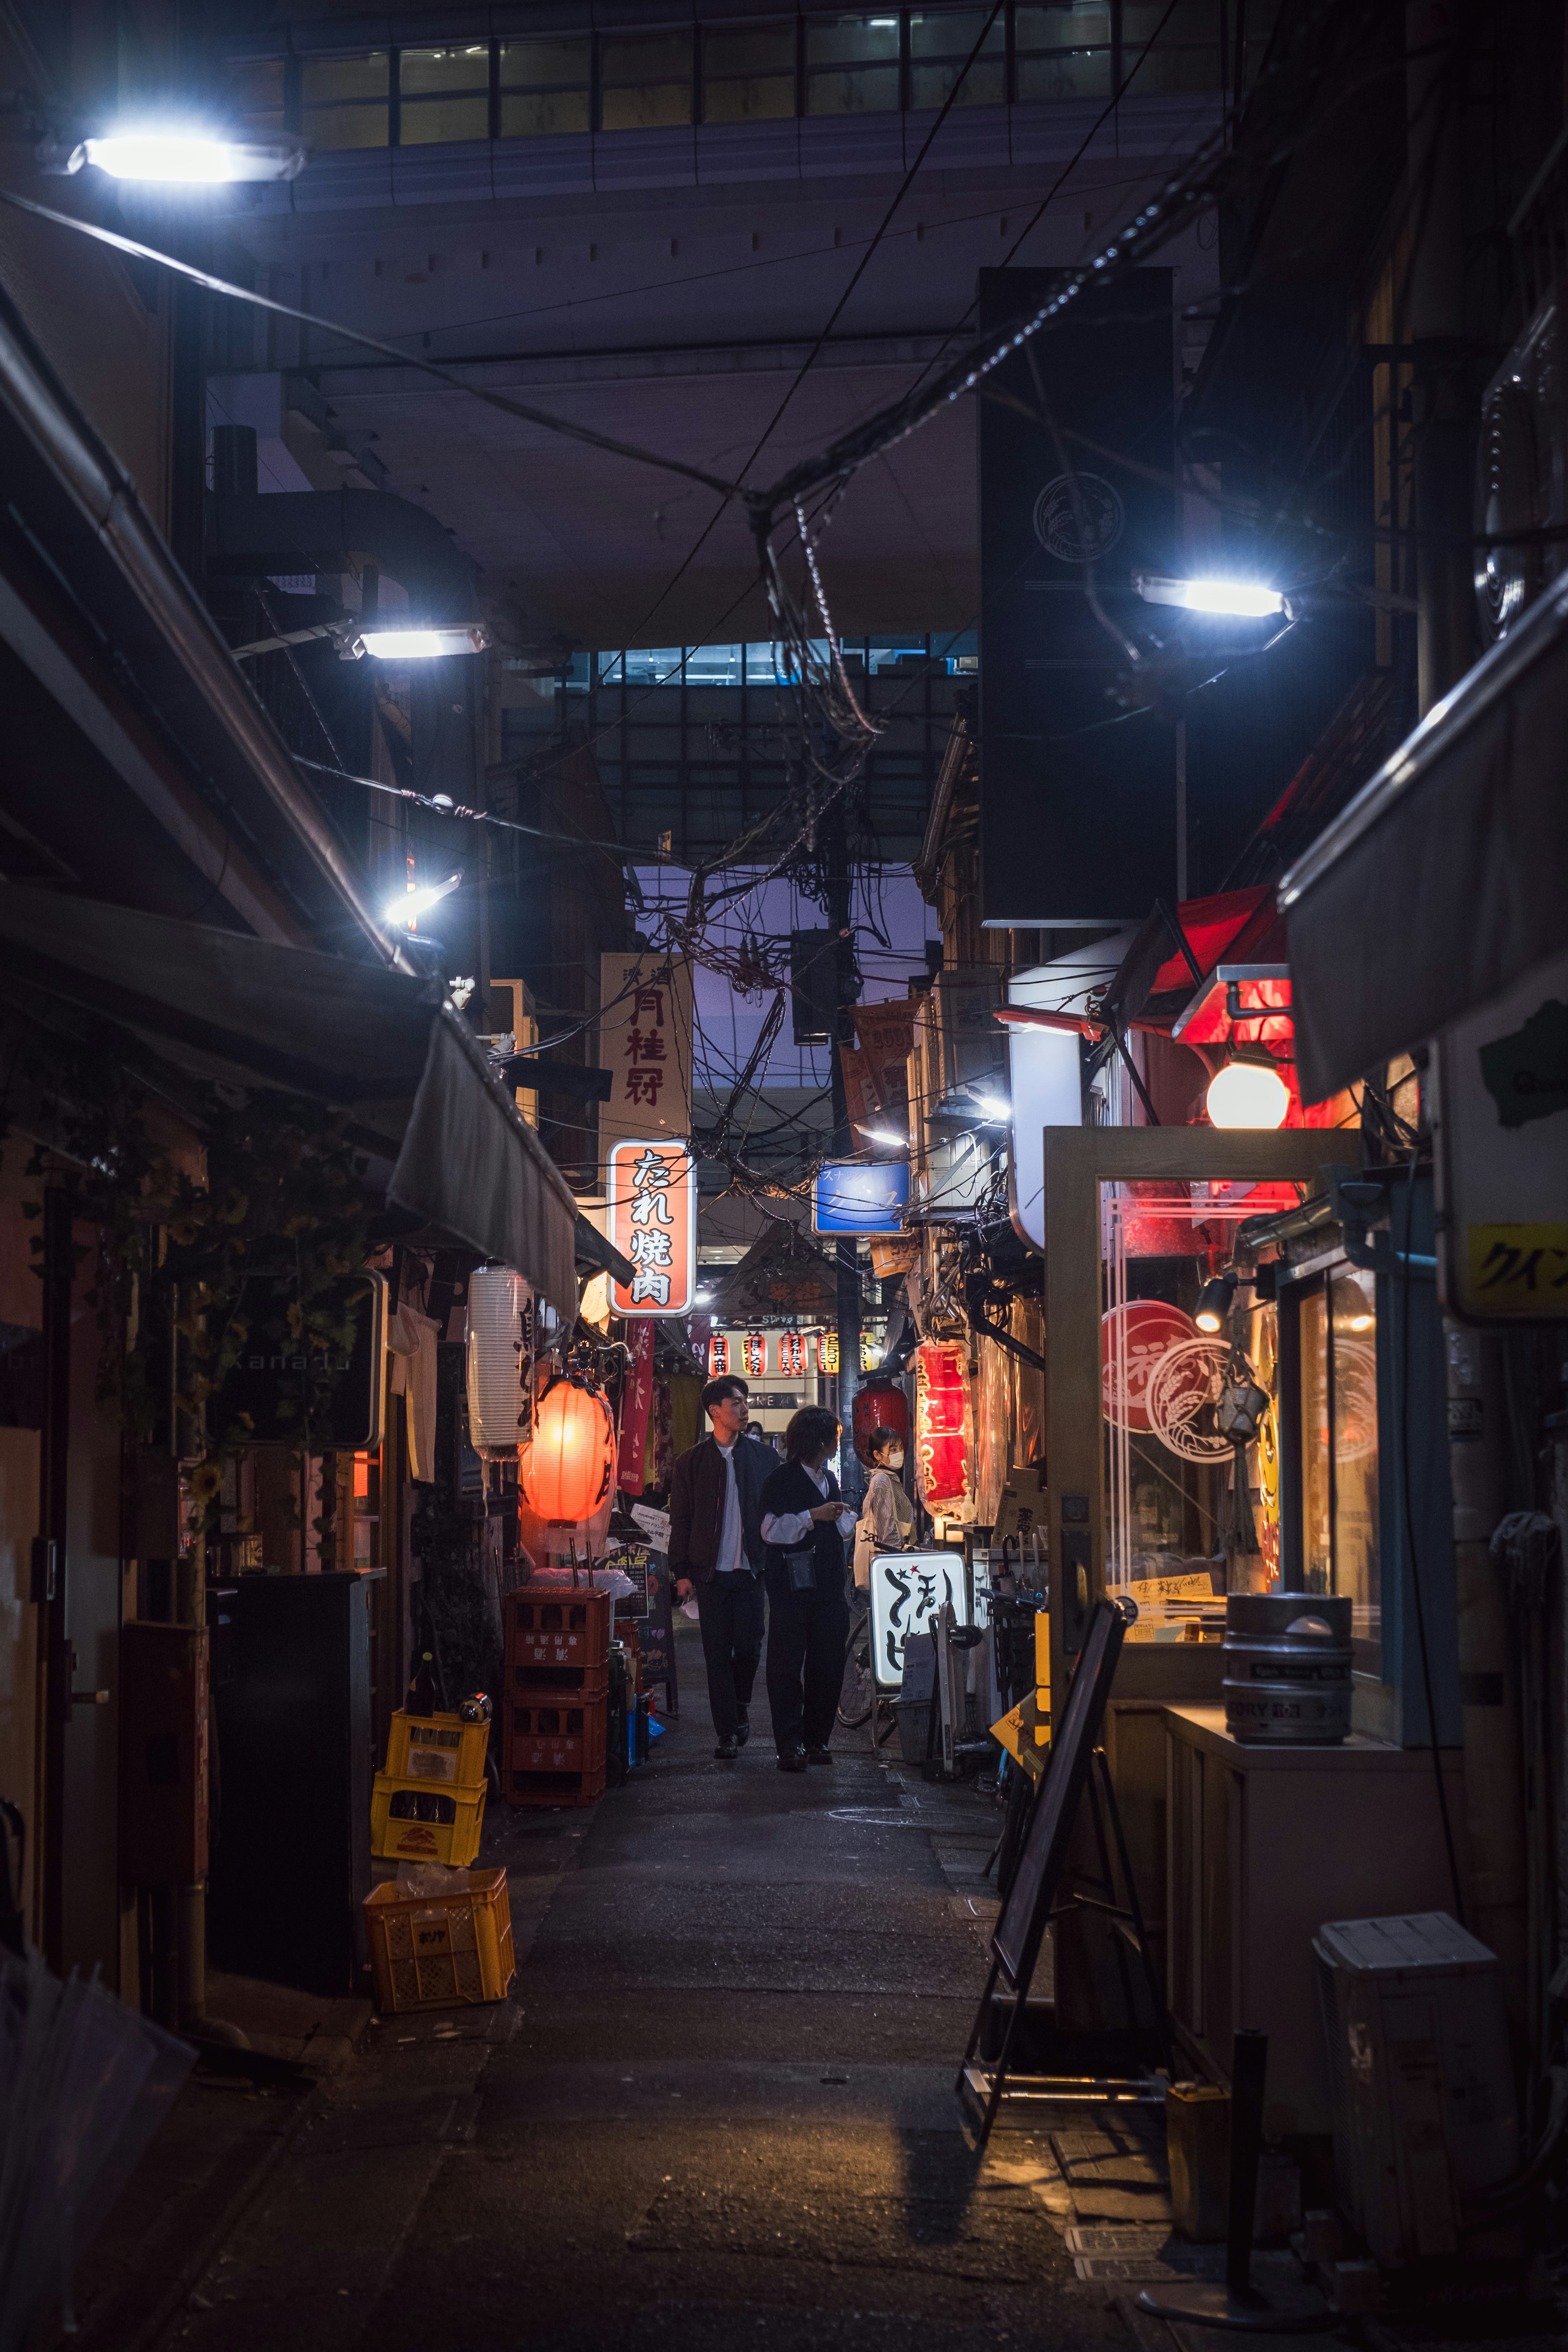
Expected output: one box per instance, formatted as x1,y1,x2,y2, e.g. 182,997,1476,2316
805,1746,834,1766
734,1713,751,1748
776,1747,808,1774
714,1735,740,1760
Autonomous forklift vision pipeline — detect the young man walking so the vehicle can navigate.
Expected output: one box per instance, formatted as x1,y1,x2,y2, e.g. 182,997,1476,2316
669,1375,775,1760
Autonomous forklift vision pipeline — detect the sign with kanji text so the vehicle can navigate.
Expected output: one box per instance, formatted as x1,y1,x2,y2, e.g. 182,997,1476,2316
1436,944,1568,1323
709,1334,730,1378
742,1333,766,1377
607,1139,696,1318
868,1550,967,1689
599,952,694,1174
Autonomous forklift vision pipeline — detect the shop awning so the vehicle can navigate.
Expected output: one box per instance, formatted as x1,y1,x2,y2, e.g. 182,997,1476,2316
0,885,586,1319
1279,576,1568,1101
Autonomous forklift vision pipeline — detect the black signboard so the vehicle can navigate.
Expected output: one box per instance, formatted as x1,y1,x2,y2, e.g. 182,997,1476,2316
978,267,1177,925
205,1271,387,1450
606,1541,678,1713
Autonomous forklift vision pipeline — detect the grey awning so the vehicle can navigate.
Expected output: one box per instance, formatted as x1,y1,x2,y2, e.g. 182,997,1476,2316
0,885,582,1319
1279,577,1568,1102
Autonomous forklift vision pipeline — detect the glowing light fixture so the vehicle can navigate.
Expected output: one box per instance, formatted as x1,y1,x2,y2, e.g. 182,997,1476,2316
361,624,489,660
854,1122,910,1151
1205,1048,1291,1131
70,127,307,181
1194,1274,1237,1334
384,871,461,929
1134,574,1287,619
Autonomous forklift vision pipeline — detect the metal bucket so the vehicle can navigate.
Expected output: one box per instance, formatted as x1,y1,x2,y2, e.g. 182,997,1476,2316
1223,1592,1352,1745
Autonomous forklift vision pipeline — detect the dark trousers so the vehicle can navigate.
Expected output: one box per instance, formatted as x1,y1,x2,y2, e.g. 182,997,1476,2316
764,1572,850,1755
695,1572,765,1740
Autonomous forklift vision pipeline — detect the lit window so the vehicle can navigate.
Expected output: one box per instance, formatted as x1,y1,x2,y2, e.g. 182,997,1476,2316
600,30,694,131
1014,2,1112,99
399,46,490,145
805,13,901,115
232,56,286,134
301,52,390,150
702,21,797,123
908,9,1006,110
499,37,591,137
1122,0,1223,92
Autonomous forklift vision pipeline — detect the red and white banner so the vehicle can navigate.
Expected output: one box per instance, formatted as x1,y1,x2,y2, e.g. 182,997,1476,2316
743,1333,766,1378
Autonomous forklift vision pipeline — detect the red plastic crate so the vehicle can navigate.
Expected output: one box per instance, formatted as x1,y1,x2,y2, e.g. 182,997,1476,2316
505,1695,607,1777
505,1762,606,1809
504,1588,610,1692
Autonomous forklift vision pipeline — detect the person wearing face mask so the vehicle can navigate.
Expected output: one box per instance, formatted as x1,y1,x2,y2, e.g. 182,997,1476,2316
758,1407,856,1771
853,1425,916,1590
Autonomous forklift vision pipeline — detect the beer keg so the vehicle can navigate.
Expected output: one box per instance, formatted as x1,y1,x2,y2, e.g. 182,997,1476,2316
1223,1592,1352,1744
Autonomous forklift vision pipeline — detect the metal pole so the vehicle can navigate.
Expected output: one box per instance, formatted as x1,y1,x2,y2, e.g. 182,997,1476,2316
1406,0,1473,715
824,793,863,1505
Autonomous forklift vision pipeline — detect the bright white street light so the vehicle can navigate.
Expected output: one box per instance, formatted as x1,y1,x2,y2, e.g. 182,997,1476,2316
69,128,308,181
966,1094,1011,1124
854,1122,909,1150
1134,574,1287,619
385,872,462,929
361,624,489,660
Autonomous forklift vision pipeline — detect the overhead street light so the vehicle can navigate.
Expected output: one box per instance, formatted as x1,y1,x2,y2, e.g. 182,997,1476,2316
385,873,462,930
65,127,309,181
1134,575,1288,619
360,624,490,660
853,1121,910,1151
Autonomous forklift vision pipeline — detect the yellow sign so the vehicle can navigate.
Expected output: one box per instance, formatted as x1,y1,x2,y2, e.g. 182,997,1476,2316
991,1693,1050,1777
1127,1570,1214,1606
1465,1223,1568,1319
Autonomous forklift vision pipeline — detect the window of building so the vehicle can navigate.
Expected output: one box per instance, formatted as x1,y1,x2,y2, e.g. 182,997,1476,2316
498,36,592,137
1123,0,1222,94
300,51,391,150
233,55,286,132
702,21,798,124
600,30,694,131
805,13,902,114
908,8,1006,109
1014,2,1112,98
399,45,491,145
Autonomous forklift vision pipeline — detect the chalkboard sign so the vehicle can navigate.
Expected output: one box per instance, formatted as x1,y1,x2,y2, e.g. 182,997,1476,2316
604,1541,678,1713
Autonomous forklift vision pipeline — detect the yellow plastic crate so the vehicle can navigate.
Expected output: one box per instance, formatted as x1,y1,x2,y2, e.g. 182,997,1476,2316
383,1708,489,1789
371,1769,486,1867
363,1867,515,2014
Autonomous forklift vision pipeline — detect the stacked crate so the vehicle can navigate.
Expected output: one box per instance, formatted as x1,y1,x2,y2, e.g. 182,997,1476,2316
503,1585,611,1808
371,1708,489,1866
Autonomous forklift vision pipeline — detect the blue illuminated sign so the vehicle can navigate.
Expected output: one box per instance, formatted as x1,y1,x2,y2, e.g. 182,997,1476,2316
811,1159,910,1236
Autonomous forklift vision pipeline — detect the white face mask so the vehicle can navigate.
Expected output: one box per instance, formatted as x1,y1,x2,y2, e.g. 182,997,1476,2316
883,1448,904,1470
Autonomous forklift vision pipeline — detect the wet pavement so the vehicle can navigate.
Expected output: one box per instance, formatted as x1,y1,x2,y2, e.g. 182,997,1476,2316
77,1626,1133,2352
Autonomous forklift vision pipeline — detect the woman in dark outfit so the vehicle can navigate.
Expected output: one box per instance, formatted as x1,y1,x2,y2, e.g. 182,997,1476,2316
759,1406,856,1773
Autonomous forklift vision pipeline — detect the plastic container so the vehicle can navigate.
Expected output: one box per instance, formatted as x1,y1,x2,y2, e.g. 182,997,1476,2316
383,1706,489,1788
371,1769,486,1866
1223,1592,1352,1745
505,1587,611,1693
505,1760,606,1809
363,1866,515,2013
506,1696,607,1780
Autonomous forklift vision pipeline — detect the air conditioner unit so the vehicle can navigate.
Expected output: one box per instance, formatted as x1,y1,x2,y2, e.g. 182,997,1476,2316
1476,284,1568,642
1314,1912,1518,2266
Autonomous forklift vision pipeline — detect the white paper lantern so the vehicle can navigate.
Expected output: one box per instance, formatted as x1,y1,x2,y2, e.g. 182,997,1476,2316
465,1265,530,1458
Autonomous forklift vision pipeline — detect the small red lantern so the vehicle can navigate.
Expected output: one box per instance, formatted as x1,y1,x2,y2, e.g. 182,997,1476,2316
853,1372,909,1463
709,1334,730,1379
743,1333,766,1379
780,1330,804,1378
520,1376,616,1523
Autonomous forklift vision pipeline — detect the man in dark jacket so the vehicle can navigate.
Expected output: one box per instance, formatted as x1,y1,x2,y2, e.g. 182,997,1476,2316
669,1374,774,1760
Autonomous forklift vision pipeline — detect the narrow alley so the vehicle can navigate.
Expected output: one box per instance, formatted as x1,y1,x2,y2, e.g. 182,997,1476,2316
64,1630,1123,2352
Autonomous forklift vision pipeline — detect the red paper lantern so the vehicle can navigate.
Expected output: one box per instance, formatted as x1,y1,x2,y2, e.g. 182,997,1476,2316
853,1373,909,1463
520,1376,615,1523
743,1333,766,1378
709,1334,730,1379
913,1341,970,1507
780,1330,804,1378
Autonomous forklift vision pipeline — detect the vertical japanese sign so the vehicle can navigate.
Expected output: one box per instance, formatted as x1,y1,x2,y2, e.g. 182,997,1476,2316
607,1140,696,1319
618,1319,655,1492
599,952,694,1175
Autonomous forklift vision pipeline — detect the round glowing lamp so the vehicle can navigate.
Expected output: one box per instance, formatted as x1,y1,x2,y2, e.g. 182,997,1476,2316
519,1376,615,1523
1205,1049,1290,1131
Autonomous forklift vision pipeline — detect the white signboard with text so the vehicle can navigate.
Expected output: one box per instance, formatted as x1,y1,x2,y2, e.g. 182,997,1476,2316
867,1550,967,1690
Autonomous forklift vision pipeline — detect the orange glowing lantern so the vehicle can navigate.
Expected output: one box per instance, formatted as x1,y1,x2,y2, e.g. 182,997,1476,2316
780,1330,804,1377
519,1376,615,1523
743,1333,766,1378
817,1331,839,1375
709,1334,730,1379
913,1340,971,1508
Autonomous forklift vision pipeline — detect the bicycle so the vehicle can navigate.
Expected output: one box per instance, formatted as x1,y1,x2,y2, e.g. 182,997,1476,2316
837,1601,898,1744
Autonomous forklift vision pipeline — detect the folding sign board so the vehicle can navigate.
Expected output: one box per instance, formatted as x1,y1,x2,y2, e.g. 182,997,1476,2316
812,1159,911,1235
606,1139,696,1317
867,1550,967,1690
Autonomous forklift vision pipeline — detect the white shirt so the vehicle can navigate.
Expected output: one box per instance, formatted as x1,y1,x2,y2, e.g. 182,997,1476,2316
762,1462,856,1548
713,1434,746,1576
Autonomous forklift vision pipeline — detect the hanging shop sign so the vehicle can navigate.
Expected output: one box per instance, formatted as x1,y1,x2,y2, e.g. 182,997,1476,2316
868,1550,967,1688
599,951,694,1170
606,1138,696,1318
743,1333,766,1378
205,1271,387,1450
812,1159,911,1236
708,1334,730,1379
913,1340,971,1508
779,1330,805,1377
817,1331,838,1375
618,1319,655,1494
1434,943,1568,1322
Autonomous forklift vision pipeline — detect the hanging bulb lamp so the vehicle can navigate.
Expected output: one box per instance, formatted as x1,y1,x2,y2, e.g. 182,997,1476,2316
519,1375,615,1523
1206,1047,1290,1131
465,1265,530,1458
